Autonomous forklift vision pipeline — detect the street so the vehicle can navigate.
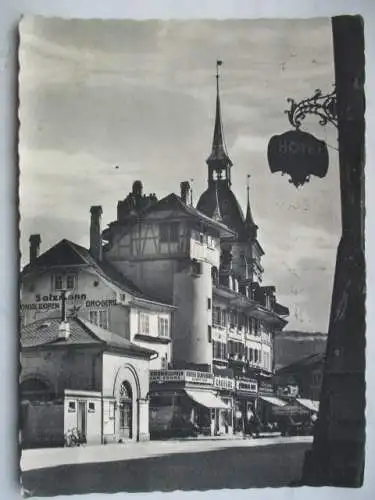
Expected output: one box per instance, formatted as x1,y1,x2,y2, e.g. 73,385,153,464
22,436,312,495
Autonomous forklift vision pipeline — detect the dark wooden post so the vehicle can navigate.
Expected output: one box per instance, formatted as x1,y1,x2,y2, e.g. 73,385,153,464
302,15,366,487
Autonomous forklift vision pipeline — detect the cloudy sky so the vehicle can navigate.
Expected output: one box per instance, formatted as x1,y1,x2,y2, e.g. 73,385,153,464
18,16,341,333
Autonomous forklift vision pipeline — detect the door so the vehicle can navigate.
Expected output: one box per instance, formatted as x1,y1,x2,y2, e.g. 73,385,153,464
119,382,133,439
77,401,87,442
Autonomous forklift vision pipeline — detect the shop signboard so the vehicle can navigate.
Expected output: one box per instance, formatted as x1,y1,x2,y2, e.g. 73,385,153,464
150,370,214,386
20,294,118,312
214,376,235,391
259,382,274,395
236,379,258,394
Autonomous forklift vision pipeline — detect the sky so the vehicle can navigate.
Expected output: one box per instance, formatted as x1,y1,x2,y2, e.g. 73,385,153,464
18,16,341,333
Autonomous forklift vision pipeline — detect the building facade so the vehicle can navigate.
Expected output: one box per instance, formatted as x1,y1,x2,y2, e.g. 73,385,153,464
20,312,156,448
20,65,290,441
97,67,289,436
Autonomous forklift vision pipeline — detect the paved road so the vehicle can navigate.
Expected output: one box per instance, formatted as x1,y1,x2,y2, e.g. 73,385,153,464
22,437,312,496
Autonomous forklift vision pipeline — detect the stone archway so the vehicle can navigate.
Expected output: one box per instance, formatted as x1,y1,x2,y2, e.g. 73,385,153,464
113,364,141,442
20,375,55,402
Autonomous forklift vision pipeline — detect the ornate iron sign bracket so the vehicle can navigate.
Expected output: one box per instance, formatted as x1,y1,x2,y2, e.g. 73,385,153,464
285,87,338,130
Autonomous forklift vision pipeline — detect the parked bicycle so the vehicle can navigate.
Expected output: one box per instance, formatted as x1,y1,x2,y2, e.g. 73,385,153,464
64,427,82,447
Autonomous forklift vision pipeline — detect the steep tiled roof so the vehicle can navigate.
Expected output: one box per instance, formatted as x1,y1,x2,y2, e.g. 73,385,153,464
142,193,236,239
22,238,171,307
21,316,156,358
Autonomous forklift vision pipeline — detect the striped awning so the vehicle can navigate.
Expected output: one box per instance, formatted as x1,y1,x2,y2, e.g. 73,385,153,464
259,395,288,407
297,399,320,413
185,389,230,409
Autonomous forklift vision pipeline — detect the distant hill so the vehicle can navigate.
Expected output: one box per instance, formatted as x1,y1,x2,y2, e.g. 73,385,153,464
274,330,327,370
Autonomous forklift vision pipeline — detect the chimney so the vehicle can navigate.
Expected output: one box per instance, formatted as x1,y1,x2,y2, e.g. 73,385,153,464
58,290,70,340
29,234,41,263
90,205,103,261
180,181,191,205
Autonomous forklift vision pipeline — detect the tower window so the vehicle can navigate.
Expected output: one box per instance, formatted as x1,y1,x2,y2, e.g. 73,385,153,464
208,326,212,343
207,298,212,310
191,260,202,276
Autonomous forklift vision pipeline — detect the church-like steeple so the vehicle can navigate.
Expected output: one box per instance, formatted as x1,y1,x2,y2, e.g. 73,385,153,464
212,183,223,222
245,174,258,239
206,61,233,188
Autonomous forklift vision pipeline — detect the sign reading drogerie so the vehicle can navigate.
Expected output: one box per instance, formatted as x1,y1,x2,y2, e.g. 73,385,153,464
267,129,329,187
20,294,118,311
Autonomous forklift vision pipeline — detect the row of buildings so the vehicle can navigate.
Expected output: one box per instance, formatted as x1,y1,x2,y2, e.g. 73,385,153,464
19,67,319,447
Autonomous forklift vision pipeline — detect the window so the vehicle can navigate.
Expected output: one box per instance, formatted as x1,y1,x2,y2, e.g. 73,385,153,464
199,232,205,244
68,401,76,412
88,402,95,413
249,348,254,362
207,235,215,249
89,310,109,330
159,223,169,242
66,274,75,290
54,275,63,290
140,312,150,335
213,341,227,360
191,260,202,275
54,274,76,291
160,222,179,243
208,326,212,343
161,354,168,370
170,222,179,242
99,310,108,329
207,298,212,310
254,349,259,363
158,317,169,338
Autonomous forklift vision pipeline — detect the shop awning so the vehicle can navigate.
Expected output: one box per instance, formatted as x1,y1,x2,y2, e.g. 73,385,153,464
259,396,288,407
185,389,230,409
297,399,320,412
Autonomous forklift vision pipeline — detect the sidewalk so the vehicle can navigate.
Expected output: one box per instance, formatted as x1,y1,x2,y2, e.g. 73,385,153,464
21,435,313,472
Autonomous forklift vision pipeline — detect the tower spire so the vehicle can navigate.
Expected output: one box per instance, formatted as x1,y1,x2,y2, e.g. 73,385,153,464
245,174,258,238
212,183,222,222
206,60,233,188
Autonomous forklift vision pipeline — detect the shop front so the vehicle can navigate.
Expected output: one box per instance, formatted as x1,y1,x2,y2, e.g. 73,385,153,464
233,378,258,434
149,370,231,438
213,375,235,435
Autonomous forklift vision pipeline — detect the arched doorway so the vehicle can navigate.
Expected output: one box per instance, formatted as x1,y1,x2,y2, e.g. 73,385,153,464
119,381,133,439
20,377,54,402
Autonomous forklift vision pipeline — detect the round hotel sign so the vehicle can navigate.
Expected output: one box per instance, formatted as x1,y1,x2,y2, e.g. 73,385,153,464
267,129,329,187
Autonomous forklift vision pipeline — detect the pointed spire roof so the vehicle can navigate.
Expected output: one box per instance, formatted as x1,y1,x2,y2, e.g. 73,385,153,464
207,61,233,166
212,183,222,222
245,174,258,237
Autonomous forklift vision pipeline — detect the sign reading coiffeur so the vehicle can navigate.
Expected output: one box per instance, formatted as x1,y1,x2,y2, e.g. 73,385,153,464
20,293,118,311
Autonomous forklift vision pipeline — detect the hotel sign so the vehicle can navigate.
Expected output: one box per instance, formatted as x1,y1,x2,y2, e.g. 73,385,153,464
20,294,118,312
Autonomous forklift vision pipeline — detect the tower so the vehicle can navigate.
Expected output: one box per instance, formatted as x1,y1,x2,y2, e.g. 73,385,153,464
206,60,233,189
